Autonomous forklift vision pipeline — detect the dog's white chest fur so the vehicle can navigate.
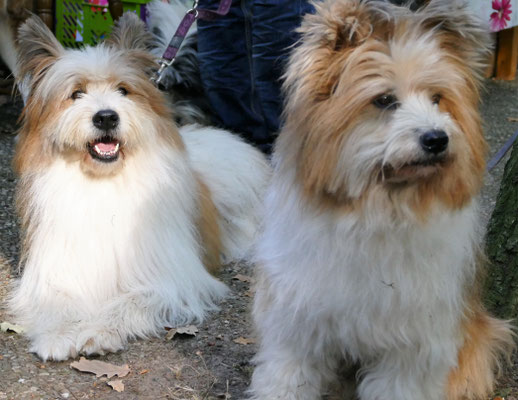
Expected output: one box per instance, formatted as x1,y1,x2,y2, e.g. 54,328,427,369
252,177,480,399
22,150,211,305
315,210,475,357
258,180,478,355
10,146,229,360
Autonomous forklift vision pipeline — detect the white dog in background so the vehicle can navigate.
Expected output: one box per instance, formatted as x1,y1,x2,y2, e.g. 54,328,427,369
249,1,514,399
9,14,270,361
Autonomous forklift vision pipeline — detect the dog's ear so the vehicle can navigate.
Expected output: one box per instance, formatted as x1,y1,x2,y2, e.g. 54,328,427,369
106,12,155,51
300,0,383,51
17,16,64,86
283,1,388,106
417,0,493,78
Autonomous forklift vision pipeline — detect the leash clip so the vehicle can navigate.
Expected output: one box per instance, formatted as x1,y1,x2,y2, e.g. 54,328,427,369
153,58,175,86
187,0,199,18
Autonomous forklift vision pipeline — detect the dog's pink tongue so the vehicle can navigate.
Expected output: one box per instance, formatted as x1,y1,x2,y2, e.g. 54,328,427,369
95,141,118,152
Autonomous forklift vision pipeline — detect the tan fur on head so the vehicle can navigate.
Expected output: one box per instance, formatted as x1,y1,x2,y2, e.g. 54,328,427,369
277,0,491,221
9,11,270,362
195,174,222,274
105,12,155,52
249,2,512,399
14,15,181,178
16,16,65,92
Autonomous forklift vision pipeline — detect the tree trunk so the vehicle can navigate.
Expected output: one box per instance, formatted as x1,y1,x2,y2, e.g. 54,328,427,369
484,140,518,320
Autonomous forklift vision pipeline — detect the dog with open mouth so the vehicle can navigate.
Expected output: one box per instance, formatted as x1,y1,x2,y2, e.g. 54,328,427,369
8,14,270,361
249,1,514,399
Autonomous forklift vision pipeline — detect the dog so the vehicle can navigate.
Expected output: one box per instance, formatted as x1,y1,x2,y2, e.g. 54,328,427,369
8,13,270,361
249,1,514,399
147,0,215,126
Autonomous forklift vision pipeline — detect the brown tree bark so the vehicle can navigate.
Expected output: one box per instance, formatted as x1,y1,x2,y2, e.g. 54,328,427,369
484,139,518,319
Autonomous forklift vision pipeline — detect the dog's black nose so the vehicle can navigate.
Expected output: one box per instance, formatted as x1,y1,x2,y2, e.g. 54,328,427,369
93,109,119,131
419,130,449,154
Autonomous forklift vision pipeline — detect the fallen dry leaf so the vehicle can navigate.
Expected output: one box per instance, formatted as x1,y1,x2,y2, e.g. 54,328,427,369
107,379,124,392
139,369,150,375
233,274,253,283
165,330,176,340
177,325,198,335
507,117,518,122
233,337,256,345
0,322,25,334
70,357,130,379
165,325,198,340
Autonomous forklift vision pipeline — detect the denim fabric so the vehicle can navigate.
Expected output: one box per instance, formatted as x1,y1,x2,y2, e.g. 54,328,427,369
197,0,313,153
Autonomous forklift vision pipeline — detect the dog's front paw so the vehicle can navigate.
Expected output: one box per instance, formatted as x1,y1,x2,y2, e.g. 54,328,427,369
77,329,125,356
30,333,78,361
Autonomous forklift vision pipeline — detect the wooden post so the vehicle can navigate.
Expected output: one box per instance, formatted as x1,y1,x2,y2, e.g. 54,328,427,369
108,0,124,22
36,0,53,30
495,26,518,81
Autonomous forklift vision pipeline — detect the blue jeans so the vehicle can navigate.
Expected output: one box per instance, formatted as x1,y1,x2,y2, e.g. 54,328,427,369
197,0,313,153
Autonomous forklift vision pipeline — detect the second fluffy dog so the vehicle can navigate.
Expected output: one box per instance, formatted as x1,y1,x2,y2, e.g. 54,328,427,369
250,1,514,399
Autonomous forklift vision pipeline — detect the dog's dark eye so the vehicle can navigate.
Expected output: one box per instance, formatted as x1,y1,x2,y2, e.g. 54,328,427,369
373,94,399,110
117,87,128,96
71,90,84,100
432,94,442,105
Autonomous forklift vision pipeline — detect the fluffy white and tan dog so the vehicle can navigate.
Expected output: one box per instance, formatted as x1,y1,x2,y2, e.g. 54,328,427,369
249,1,514,399
8,14,270,361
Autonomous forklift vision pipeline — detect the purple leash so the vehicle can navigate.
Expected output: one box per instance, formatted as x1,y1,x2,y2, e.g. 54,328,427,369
487,128,518,172
152,0,232,85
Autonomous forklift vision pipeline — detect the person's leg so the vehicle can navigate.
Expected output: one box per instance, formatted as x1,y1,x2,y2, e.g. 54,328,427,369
197,0,270,151
251,0,314,152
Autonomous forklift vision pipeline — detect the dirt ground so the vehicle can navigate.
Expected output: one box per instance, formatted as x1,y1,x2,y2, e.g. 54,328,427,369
1,77,518,399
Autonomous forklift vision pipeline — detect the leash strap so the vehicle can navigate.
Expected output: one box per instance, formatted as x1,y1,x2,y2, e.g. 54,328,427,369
153,0,232,85
487,128,518,172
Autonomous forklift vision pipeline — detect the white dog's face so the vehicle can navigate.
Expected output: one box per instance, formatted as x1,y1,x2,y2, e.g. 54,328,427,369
279,0,489,218
14,14,178,177
331,30,474,199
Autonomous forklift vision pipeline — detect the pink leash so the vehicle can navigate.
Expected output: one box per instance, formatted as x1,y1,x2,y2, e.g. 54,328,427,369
152,0,232,85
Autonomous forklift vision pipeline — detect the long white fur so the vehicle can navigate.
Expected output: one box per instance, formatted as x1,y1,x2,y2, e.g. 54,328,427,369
11,127,269,361
181,125,270,261
250,165,479,400
248,1,490,399
9,19,271,360
10,125,269,360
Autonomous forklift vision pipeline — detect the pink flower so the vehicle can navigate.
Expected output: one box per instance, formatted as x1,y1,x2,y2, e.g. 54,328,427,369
490,0,513,32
